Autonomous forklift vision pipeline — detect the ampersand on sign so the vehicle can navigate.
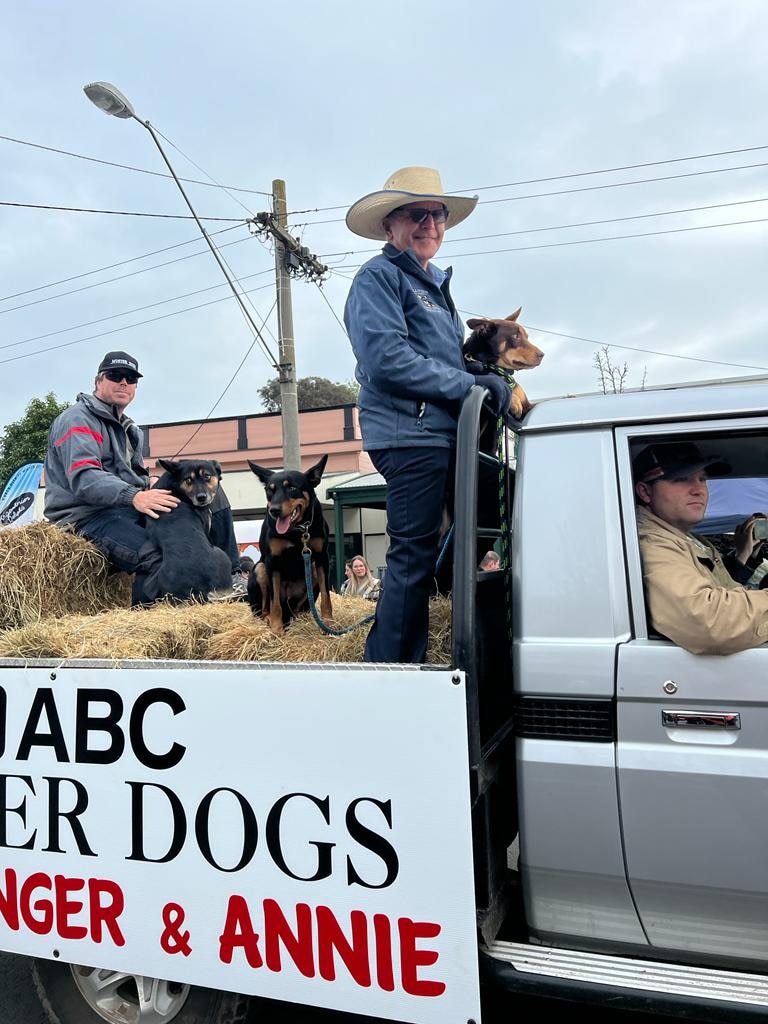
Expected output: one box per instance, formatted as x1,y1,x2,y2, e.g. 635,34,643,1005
160,902,192,957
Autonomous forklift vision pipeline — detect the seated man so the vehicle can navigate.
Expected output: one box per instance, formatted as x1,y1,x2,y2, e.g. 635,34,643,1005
44,350,243,604
633,441,768,655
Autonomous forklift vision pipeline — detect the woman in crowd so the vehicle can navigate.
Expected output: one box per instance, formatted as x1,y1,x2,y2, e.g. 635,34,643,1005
340,555,381,600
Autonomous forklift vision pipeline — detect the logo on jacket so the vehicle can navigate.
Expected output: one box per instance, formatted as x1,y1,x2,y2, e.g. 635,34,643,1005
414,290,439,310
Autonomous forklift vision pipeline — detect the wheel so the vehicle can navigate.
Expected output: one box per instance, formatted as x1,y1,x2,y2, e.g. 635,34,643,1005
32,958,251,1024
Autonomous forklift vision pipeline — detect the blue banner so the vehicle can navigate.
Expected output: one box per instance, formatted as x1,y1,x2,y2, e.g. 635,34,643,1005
0,462,44,528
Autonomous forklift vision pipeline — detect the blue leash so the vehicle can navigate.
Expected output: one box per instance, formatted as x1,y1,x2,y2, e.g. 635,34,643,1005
302,540,376,636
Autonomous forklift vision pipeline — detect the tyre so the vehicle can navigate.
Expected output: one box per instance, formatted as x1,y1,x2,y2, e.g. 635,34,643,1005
32,958,251,1024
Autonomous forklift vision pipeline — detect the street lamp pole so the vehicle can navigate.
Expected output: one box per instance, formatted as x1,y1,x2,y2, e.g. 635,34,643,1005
82,81,301,466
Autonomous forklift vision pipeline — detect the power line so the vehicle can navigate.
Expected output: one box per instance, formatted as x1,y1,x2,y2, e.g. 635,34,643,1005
313,281,349,339
289,160,768,228
317,195,768,259
1,268,275,352
173,298,279,458
0,224,243,303
286,142,768,215
153,126,257,218
452,143,768,194
0,133,272,196
0,200,245,221
0,231,258,315
0,281,276,367
440,215,768,258
520,323,768,373
326,214,768,273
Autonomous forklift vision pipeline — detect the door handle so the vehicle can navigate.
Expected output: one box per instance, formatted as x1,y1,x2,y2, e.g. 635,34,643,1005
662,710,741,730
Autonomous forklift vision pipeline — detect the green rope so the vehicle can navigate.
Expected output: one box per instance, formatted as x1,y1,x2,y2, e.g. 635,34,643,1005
479,363,516,642
302,545,376,636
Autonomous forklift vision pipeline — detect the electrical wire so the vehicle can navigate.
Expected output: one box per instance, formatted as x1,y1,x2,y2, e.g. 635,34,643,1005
515,323,768,373
153,126,257,218
173,298,279,457
313,281,349,338
0,200,246,221
0,232,258,315
0,281,276,367
286,143,768,215
316,195,768,259
288,159,768,228
2,268,275,352
325,214,768,274
0,133,272,196
0,224,243,303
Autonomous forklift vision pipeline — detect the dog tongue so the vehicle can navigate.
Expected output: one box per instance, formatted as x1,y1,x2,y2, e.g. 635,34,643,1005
276,515,292,535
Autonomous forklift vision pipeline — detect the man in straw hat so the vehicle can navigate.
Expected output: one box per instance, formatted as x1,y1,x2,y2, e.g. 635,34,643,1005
44,350,244,604
633,440,768,654
344,166,512,663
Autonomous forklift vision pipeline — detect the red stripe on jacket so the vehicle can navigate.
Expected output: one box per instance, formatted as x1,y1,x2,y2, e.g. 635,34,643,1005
54,425,104,446
70,458,102,471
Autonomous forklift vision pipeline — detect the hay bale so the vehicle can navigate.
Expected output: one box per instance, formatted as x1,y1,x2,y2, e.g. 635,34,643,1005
0,522,131,631
0,594,453,664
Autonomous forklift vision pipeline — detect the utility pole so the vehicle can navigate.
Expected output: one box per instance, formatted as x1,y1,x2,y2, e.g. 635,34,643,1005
251,182,329,471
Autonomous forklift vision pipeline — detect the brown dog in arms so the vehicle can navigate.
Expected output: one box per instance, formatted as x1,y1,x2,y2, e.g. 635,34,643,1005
462,307,544,419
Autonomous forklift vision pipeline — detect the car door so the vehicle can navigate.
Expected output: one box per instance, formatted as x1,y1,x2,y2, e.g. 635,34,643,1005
615,418,768,966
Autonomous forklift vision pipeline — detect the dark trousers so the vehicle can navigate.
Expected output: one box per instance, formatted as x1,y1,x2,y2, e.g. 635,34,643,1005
365,446,453,664
77,507,162,605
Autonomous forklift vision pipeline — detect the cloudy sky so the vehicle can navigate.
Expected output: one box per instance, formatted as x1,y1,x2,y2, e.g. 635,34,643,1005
1,1,766,440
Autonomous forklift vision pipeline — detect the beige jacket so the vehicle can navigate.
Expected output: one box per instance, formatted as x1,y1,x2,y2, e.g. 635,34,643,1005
636,505,768,655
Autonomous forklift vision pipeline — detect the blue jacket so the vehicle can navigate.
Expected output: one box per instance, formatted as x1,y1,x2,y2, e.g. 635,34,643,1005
344,244,475,450
44,392,149,527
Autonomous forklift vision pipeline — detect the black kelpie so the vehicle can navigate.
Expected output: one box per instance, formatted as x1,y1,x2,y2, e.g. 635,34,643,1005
143,458,231,603
247,455,333,634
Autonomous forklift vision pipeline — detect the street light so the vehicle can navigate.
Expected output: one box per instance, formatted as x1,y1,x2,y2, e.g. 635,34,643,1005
83,81,302,469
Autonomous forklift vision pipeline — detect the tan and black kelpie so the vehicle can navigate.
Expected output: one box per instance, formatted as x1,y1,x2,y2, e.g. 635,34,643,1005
462,307,544,419
247,455,333,634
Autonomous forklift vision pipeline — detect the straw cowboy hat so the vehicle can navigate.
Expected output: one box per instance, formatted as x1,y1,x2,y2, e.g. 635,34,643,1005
346,166,478,241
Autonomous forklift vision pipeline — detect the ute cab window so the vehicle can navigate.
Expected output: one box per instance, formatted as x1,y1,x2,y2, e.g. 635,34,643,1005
629,433,768,655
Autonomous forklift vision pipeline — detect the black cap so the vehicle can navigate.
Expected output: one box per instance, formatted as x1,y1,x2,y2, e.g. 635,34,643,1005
633,442,731,484
97,351,142,378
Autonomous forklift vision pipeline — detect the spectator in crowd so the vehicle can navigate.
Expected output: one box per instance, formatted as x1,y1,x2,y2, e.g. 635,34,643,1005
340,555,381,600
479,550,501,571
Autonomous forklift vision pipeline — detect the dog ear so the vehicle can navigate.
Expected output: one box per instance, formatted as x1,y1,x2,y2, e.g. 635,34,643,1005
248,461,272,485
157,458,180,476
505,307,523,322
212,460,223,478
306,453,329,488
466,318,491,331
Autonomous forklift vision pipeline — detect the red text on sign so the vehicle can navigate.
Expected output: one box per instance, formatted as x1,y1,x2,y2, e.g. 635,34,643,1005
218,897,445,997
0,867,125,945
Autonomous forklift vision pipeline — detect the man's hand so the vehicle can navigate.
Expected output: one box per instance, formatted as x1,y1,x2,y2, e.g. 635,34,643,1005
734,513,767,565
132,488,179,519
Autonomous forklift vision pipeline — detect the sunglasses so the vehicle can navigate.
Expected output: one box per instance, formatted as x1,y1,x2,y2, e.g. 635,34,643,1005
103,370,139,384
391,205,449,225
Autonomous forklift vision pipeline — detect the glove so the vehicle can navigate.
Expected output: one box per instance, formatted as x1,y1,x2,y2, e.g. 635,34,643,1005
474,374,512,418
464,358,488,376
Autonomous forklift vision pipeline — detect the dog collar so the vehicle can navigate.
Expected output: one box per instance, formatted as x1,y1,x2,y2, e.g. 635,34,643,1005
480,363,517,388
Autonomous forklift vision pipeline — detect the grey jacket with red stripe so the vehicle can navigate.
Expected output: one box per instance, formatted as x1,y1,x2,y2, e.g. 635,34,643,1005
44,392,149,527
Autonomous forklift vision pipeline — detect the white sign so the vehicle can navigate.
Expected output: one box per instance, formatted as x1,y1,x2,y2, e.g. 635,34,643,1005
0,664,480,1024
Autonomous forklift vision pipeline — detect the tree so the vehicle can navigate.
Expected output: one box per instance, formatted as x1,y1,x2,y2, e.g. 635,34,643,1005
258,376,359,412
0,393,70,493
593,346,647,394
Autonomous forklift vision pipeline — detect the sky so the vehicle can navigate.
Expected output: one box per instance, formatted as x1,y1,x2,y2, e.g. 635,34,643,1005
1,0,767,440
